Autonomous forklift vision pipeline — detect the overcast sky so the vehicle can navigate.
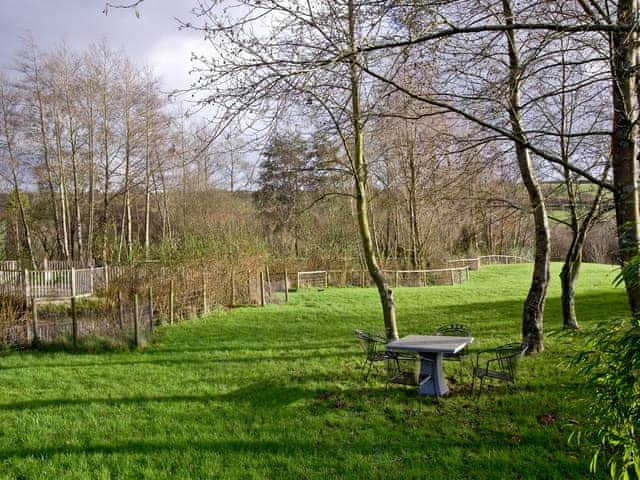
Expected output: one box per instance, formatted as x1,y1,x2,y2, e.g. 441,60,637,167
0,0,206,93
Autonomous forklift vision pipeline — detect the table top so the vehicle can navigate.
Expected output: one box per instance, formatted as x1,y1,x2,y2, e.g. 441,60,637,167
386,335,474,354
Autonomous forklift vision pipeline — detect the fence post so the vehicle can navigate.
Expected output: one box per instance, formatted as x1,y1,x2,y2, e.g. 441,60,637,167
259,271,265,307
133,293,140,348
466,267,470,282
105,263,110,290
450,269,455,285
230,270,236,306
296,271,300,290
148,286,154,329
284,269,289,303
170,280,175,325
71,267,77,297
71,296,78,349
202,273,208,314
23,269,30,300
266,266,272,297
324,271,328,289
395,270,399,288
118,290,124,330
31,297,39,344
361,270,365,288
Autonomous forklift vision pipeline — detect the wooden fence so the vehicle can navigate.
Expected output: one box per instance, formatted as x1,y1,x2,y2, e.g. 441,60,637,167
478,255,532,265
0,292,153,349
295,267,470,289
0,267,116,300
447,255,532,270
0,259,493,350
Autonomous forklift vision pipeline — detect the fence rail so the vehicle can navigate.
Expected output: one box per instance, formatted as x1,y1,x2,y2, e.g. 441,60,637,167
296,267,470,288
448,255,532,270
479,255,532,265
0,256,529,350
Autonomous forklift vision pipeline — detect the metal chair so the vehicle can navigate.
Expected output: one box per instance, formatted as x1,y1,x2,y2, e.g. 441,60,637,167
385,354,436,397
471,342,528,395
434,323,472,381
354,329,396,381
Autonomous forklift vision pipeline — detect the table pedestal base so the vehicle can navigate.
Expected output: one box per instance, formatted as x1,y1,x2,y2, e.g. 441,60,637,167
418,352,448,396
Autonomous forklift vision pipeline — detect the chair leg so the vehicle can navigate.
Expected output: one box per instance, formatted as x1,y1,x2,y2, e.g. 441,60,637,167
364,361,373,381
478,376,485,397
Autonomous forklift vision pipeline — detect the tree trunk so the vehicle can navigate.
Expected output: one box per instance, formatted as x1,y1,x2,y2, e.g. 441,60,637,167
144,130,151,260
560,243,581,330
100,82,111,263
86,96,95,266
502,0,549,353
52,105,71,262
348,0,398,341
611,0,640,314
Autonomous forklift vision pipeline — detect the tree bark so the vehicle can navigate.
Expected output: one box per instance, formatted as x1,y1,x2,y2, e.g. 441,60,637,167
348,0,398,341
610,0,640,314
502,0,549,353
560,240,582,330
85,84,96,266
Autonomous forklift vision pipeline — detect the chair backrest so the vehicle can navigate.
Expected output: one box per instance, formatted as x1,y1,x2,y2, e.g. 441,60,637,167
495,343,528,380
354,330,382,360
435,323,472,337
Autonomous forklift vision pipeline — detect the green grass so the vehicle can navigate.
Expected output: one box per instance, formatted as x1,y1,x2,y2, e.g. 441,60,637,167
0,263,628,479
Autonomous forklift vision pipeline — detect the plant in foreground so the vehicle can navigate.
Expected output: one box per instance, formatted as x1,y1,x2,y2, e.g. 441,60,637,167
571,316,640,479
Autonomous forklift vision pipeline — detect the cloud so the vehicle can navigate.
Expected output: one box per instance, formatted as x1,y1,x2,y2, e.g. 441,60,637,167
0,0,202,92
146,33,205,92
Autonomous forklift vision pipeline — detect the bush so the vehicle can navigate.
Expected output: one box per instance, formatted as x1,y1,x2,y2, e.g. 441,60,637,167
572,317,640,479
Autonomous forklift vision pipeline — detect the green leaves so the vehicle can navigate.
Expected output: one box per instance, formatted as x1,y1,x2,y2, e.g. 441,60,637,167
571,317,640,479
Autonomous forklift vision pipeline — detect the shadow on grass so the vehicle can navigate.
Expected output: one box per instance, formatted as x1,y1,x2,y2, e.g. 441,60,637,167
0,370,586,413
0,350,356,371
0,381,366,412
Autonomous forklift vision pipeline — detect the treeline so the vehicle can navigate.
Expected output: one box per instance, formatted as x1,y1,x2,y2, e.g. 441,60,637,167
0,39,237,268
0,38,614,272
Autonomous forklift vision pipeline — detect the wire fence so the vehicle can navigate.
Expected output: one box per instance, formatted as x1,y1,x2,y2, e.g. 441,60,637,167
0,264,286,350
0,254,526,350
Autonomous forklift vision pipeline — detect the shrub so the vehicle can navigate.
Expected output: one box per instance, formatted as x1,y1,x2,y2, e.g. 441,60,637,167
572,316,640,479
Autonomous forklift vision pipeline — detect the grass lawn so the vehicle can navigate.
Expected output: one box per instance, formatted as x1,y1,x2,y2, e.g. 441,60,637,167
0,263,628,479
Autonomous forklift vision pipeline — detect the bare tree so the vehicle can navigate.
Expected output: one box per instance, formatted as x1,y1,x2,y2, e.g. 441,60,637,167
0,75,37,269
184,0,407,339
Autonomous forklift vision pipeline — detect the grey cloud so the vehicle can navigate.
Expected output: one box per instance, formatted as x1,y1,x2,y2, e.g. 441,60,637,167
0,0,202,90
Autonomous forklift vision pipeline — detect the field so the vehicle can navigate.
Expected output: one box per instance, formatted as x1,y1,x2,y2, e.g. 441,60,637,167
0,263,628,479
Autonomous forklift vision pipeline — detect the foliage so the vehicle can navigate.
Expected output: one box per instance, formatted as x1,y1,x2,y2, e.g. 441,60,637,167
572,318,640,479
570,257,640,479
36,297,109,316
33,335,131,354
0,263,627,478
